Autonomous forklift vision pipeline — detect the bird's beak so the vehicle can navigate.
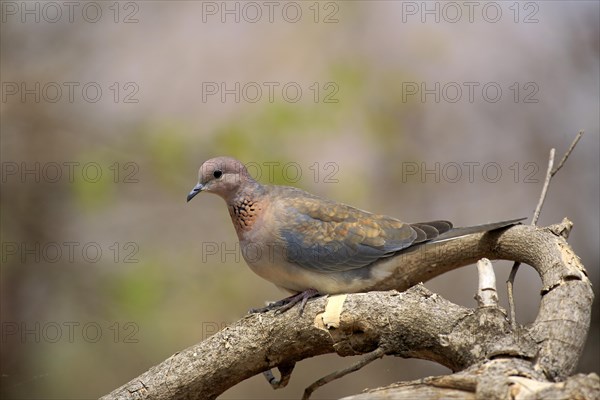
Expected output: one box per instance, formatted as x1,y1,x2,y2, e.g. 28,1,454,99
187,183,204,202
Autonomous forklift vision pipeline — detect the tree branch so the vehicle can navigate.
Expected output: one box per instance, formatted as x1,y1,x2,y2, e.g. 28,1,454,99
551,130,584,177
507,130,584,327
532,148,555,226
101,220,594,400
302,347,385,400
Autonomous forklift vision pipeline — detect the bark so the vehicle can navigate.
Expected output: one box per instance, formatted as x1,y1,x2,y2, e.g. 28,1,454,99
101,220,598,400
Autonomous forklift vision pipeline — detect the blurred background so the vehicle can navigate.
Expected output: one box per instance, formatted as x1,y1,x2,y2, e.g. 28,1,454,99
1,1,598,399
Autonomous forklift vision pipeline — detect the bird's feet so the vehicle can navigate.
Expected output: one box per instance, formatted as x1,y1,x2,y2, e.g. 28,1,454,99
249,288,320,316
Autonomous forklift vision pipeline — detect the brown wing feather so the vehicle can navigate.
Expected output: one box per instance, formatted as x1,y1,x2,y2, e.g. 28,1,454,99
272,187,417,272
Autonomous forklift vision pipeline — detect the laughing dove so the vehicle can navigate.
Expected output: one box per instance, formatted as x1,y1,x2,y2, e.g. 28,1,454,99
187,156,524,313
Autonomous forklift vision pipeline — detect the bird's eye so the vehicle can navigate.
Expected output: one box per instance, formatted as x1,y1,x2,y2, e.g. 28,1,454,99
213,170,223,179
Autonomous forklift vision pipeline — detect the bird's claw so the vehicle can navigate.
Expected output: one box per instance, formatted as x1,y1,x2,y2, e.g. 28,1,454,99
248,289,320,316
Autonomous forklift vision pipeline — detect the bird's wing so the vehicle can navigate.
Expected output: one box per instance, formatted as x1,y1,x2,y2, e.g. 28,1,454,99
275,192,446,272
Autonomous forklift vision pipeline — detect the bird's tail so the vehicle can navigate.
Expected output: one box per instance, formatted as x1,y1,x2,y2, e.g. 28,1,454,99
431,217,526,243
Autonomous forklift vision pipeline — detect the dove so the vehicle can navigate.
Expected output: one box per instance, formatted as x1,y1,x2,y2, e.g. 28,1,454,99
187,156,523,313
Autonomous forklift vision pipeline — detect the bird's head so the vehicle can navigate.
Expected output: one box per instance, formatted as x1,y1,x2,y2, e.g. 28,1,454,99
187,156,252,202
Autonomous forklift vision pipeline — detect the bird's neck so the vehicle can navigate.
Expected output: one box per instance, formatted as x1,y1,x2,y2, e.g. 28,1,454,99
227,180,266,234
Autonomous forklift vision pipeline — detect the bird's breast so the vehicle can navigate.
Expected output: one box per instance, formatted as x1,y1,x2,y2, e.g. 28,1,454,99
228,196,263,234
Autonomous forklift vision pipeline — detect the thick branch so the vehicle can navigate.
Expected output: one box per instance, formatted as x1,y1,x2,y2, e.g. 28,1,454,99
342,372,600,400
102,221,592,399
